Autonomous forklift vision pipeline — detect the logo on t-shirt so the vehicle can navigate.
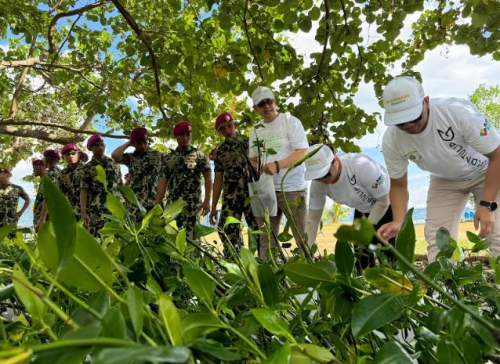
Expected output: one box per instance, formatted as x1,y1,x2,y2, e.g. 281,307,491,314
348,174,356,185
371,175,386,189
404,151,422,163
437,126,455,142
480,120,491,136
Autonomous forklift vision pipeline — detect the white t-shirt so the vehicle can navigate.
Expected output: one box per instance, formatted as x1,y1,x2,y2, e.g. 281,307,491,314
309,153,390,213
383,97,500,180
249,113,309,191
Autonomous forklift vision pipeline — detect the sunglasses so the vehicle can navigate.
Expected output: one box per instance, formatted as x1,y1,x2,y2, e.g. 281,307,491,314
256,98,274,108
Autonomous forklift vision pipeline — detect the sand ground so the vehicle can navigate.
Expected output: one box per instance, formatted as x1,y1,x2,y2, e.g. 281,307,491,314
206,221,478,256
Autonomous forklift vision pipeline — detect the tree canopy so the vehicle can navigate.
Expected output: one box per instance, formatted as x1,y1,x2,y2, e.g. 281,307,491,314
1,0,499,166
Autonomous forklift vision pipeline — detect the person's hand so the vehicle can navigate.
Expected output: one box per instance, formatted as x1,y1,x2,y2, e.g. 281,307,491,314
475,206,494,238
377,221,402,241
201,200,210,216
81,212,90,228
209,209,217,225
262,162,278,175
14,211,22,219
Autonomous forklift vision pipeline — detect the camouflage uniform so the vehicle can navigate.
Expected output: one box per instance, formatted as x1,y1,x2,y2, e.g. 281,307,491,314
59,161,85,220
214,134,258,253
81,156,124,236
162,146,210,238
33,167,60,225
0,183,29,228
120,150,163,221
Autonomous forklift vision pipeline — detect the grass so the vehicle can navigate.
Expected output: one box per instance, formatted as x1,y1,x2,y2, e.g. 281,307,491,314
205,221,478,257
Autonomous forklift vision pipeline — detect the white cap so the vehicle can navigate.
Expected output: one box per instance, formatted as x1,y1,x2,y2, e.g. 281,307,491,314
383,76,425,126
252,86,274,105
304,144,334,180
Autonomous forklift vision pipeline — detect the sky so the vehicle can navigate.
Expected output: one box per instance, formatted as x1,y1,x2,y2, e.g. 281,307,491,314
4,6,500,225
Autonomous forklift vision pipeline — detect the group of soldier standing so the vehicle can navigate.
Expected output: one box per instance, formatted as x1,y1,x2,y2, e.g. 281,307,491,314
1,78,500,265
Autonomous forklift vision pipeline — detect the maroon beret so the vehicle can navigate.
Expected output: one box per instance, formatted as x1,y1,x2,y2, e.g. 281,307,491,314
215,112,234,131
61,143,78,155
78,152,89,162
32,159,45,166
173,121,192,137
130,127,148,142
43,150,61,159
87,134,104,150
0,168,12,176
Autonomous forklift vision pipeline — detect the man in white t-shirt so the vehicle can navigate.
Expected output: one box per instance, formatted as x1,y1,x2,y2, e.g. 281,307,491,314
305,144,394,268
378,76,500,262
249,86,309,260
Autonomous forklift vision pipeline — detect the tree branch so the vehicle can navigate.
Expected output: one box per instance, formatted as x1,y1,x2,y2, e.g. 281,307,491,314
48,0,108,54
110,0,169,123
0,118,128,145
243,0,264,81
10,34,38,117
316,0,331,77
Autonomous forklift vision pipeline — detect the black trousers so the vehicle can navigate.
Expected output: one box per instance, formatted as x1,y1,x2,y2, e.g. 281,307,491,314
353,206,396,270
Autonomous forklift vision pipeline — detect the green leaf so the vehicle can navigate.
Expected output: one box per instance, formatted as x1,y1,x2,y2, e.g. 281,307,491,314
13,264,46,320
284,262,332,287
224,216,241,227
297,343,336,363
33,348,89,364
363,267,413,294
159,294,183,346
277,231,293,242
125,286,144,339
262,342,291,364
119,185,146,215
436,227,454,258
95,164,108,191
258,263,279,308
471,237,491,253
335,240,354,276
163,199,186,221
351,293,405,337
298,17,312,32
437,339,465,364
443,306,465,339
466,231,481,244
176,229,186,255
42,175,76,272
373,342,417,364
184,267,215,306
0,223,15,241
195,224,217,237
181,313,224,344
106,193,126,219
251,308,293,340
38,225,114,291
93,346,191,364
334,217,375,245
395,208,416,274
192,341,241,361
267,148,277,155
102,306,127,340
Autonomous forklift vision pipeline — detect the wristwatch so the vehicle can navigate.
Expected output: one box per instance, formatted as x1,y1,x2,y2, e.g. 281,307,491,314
479,200,498,211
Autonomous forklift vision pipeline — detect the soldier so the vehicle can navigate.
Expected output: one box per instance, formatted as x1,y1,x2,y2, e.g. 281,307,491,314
34,150,61,230
155,121,212,239
111,127,163,221
58,143,85,219
0,168,30,230
79,151,89,163
80,134,124,237
209,112,259,255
